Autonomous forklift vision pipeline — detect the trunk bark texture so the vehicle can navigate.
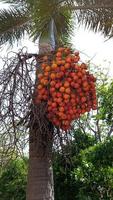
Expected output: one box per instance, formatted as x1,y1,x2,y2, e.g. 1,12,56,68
26,105,54,200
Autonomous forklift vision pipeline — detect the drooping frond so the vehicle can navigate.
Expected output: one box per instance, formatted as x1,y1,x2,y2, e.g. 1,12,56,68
0,7,31,45
70,0,113,38
73,0,113,9
78,7,113,38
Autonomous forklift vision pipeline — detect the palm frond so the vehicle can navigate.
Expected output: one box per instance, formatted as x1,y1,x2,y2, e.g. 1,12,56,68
69,0,113,38
0,7,31,45
77,8,113,37
75,0,113,8
27,0,74,45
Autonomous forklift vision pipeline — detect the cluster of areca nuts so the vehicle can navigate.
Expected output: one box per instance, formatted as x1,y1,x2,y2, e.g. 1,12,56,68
34,47,97,131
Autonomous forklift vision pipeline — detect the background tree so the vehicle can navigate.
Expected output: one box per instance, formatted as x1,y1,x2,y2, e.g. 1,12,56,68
54,134,113,200
0,0,113,200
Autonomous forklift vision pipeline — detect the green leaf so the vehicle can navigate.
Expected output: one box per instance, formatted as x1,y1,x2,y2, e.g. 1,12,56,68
0,7,31,45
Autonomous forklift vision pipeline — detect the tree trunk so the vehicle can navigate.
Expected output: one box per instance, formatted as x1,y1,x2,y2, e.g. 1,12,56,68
26,105,54,200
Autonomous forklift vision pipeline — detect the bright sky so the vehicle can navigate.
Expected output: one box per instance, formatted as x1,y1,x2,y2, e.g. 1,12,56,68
0,2,113,77
72,26,113,77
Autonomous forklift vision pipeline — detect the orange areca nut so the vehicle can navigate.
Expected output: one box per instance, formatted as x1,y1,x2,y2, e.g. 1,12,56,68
51,102,57,108
50,80,56,86
45,66,51,72
83,81,89,88
57,47,64,52
56,60,62,65
44,72,49,77
56,52,62,57
38,73,43,79
39,88,46,94
43,79,49,86
60,66,65,72
63,94,70,100
56,92,62,98
64,63,70,69
65,88,71,94
64,81,70,88
59,107,65,112
41,63,47,68
59,87,65,93
52,92,57,98
65,57,72,63
51,63,58,70
37,84,43,90
61,60,65,65
50,87,55,93
81,97,87,103
50,73,56,79
64,99,70,103
40,78,45,85
55,83,61,89
56,97,62,104
56,73,62,79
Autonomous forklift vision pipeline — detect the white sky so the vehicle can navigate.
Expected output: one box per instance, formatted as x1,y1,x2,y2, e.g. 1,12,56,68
72,26,113,77
0,2,113,77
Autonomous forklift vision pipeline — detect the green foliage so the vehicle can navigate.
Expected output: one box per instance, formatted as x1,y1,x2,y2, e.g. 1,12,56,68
0,7,30,45
53,131,96,200
72,129,96,154
73,139,113,199
98,81,113,125
1,135,113,200
54,135,113,200
80,138,113,167
0,158,28,200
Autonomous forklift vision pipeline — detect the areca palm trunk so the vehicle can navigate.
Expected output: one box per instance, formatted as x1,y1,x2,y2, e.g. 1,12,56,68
26,25,55,199
26,134,54,200
27,156,54,200
26,105,54,200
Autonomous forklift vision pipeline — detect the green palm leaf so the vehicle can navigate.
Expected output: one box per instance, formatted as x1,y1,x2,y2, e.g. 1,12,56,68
71,0,113,38
78,8,113,37
0,7,31,45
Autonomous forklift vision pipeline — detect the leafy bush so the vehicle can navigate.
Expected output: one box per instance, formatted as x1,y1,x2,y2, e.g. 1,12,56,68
0,158,27,200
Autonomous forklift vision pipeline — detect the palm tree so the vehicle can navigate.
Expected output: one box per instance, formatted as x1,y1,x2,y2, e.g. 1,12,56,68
0,1,113,200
